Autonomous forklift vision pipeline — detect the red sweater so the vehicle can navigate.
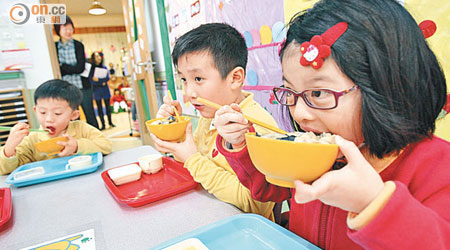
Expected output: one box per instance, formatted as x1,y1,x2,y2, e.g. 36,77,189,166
110,94,126,105
217,135,450,249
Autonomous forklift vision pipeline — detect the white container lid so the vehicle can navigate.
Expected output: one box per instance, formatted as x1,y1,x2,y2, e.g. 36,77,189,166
14,167,45,180
108,164,142,185
68,155,92,167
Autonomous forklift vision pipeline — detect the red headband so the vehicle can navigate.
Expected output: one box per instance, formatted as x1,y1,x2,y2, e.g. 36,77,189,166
300,22,348,69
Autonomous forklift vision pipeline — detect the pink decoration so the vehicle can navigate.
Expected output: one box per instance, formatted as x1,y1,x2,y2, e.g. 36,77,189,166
250,29,261,47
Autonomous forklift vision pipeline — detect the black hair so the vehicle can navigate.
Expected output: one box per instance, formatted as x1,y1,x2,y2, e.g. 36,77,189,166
279,0,447,158
34,79,82,110
53,15,74,37
172,23,248,79
90,51,104,67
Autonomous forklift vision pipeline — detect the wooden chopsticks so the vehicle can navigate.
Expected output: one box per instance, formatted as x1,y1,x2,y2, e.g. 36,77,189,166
196,97,288,135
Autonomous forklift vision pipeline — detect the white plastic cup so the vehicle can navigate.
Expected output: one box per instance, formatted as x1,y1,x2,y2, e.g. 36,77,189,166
65,155,92,171
138,154,163,174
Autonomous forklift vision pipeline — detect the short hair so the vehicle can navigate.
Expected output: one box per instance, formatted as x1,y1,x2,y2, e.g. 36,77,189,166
34,79,82,110
279,0,447,158
53,15,74,37
172,23,248,79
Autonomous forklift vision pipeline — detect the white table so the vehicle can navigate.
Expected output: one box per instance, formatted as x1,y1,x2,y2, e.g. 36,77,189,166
0,146,242,249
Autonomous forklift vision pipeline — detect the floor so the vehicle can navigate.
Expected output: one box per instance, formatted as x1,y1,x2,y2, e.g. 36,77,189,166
97,111,143,152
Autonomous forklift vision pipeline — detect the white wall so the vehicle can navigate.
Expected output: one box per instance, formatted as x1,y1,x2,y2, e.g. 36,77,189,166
0,0,55,89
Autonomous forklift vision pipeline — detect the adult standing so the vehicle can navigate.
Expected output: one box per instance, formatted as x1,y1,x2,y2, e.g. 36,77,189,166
90,51,115,130
54,16,99,129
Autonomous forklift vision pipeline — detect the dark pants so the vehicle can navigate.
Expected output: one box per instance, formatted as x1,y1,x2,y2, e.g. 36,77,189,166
131,101,137,121
80,88,99,129
95,98,113,128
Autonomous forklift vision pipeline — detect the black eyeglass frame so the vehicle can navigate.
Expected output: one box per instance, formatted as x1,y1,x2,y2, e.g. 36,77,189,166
272,85,359,110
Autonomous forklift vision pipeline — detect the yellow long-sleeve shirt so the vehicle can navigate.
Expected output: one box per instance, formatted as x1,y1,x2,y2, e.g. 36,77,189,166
0,120,112,175
184,92,277,220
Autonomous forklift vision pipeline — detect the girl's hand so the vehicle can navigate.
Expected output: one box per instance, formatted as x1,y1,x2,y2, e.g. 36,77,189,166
214,104,250,147
293,136,385,213
92,77,99,82
4,122,29,157
57,135,78,157
156,95,182,118
150,123,197,163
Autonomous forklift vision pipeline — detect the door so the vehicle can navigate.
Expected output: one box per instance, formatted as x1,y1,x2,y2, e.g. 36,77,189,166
121,0,159,145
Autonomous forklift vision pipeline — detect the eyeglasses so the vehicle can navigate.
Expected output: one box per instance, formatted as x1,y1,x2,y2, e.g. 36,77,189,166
273,85,359,110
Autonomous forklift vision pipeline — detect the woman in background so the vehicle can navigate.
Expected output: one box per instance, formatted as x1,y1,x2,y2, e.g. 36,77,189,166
90,51,115,130
54,16,99,129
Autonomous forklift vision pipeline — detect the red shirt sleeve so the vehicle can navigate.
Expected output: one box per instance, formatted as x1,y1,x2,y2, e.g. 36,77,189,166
216,132,291,203
348,181,450,249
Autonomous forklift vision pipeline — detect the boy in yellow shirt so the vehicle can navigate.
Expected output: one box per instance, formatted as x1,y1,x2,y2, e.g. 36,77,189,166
0,79,112,174
151,23,278,220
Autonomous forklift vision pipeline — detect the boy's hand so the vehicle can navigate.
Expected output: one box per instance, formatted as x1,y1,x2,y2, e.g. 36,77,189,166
150,123,197,163
156,95,182,118
293,136,385,213
57,135,78,157
4,122,29,157
214,104,250,147
92,77,99,82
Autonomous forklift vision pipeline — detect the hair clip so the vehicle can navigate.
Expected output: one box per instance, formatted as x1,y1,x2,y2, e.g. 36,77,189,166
419,20,437,39
300,22,348,69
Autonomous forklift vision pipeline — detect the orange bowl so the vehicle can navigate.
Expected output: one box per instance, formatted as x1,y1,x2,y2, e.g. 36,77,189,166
145,116,191,142
34,136,69,155
245,132,339,188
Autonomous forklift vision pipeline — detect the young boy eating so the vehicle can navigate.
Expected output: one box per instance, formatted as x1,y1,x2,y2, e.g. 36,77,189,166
0,79,112,174
151,23,278,220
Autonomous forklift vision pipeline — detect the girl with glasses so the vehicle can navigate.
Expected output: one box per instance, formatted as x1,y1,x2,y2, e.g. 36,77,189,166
213,0,449,249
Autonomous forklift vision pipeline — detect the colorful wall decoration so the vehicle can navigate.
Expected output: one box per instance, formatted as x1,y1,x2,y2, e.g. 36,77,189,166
165,0,450,132
405,0,450,91
165,0,286,124
405,0,450,141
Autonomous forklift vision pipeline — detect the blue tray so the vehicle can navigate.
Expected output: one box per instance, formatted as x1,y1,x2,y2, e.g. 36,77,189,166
151,214,320,250
5,152,103,187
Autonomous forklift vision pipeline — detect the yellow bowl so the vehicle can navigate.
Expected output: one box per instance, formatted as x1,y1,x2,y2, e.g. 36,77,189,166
245,132,339,188
145,116,191,142
34,136,69,155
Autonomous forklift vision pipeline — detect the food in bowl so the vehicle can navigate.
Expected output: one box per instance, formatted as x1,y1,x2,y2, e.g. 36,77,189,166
151,116,177,125
145,116,191,142
246,132,339,187
257,131,336,144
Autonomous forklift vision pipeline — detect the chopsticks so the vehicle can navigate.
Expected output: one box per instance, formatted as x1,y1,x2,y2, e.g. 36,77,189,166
167,90,181,122
0,126,49,133
196,97,288,135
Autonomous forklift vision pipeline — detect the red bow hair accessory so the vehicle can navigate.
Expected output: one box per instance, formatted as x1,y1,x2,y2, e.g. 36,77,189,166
419,20,436,39
300,22,348,69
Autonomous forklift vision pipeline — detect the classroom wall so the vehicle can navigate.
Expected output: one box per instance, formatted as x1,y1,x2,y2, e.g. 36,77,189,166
52,14,128,76
71,32,128,76
0,0,55,89
70,14,125,27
